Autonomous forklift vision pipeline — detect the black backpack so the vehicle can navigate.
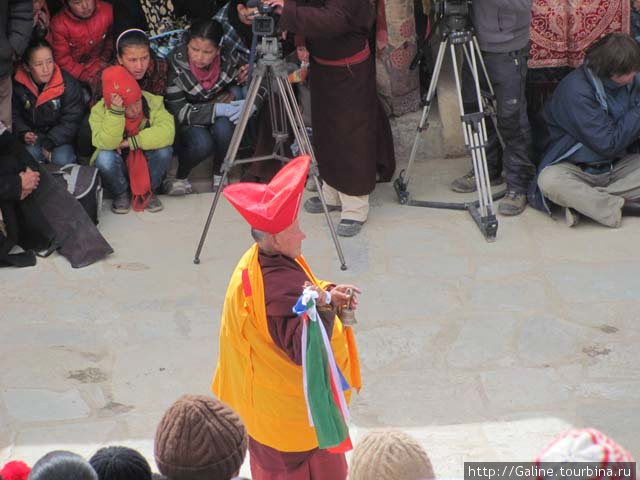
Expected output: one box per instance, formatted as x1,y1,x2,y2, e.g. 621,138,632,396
47,164,103,224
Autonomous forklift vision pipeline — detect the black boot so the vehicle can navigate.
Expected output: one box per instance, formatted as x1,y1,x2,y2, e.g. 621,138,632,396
622,199,640,216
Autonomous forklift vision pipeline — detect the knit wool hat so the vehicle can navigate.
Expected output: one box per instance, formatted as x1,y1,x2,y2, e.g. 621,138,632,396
154,394,247,480
349,430,435,480
1,461,31,480
101,65,142,109
535,428,635,477
89,446,152,480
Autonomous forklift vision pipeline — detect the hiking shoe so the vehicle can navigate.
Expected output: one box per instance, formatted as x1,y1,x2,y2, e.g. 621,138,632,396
163,177,192,196
565,207,580,227
303,196,341,214
145,194,164,213
337,219,364,237
498,190,527,216
451,170,504,193
111,192,130,214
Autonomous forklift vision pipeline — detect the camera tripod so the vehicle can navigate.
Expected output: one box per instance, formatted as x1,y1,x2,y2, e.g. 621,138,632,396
193,36,348,269
394,24,505,242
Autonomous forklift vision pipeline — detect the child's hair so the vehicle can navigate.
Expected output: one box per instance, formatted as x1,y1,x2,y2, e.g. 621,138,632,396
22,37,53,65
28,451,98,480
116,29,150,57
186,19,224,49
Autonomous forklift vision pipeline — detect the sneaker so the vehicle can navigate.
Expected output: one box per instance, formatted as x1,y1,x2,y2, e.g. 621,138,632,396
163,177,192,196
336,219,364,237
111,192,130,214
451,170,504,193
498,190,527,216
303,196,341,214
565,207,580,227
145,194,164,213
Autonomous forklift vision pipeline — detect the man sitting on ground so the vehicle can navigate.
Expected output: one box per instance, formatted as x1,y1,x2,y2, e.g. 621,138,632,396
530,33,640,227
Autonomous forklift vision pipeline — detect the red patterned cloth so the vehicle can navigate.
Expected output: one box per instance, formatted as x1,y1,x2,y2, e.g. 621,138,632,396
529,0,630,69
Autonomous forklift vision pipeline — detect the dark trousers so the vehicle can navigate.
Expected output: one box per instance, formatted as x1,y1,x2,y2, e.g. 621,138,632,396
463,46,535,193
175,119,235,179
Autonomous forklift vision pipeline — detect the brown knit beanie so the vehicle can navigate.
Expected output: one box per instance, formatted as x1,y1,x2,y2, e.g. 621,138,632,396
154,394,247,480
349,430,435,480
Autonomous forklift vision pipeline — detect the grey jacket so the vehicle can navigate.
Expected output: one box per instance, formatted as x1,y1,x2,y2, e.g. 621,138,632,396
0,0,33,77
471,0,532,53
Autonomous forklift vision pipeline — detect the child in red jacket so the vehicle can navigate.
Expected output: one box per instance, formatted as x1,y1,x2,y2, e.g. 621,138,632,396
50,0,113,100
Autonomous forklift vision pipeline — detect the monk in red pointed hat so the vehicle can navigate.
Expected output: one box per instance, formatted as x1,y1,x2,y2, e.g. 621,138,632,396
213,156,362,480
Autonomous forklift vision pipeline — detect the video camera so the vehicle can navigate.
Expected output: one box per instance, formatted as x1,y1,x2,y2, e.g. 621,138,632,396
247,0,276,36
433,0,471,32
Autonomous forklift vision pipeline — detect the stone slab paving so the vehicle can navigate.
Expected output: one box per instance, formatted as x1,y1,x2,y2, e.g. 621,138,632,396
1,155,639,478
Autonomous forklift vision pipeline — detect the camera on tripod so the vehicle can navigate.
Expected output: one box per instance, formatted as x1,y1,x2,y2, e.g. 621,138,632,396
433,0,471,32
247,0,276,36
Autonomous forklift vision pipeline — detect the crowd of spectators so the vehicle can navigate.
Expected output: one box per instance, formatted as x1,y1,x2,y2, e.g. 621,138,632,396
0,393,634,480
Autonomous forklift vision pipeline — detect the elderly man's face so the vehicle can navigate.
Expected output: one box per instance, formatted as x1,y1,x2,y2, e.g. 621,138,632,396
272,219,305,259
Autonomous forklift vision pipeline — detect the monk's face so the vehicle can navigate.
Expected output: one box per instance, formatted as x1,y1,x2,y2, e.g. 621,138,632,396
272,219,306,259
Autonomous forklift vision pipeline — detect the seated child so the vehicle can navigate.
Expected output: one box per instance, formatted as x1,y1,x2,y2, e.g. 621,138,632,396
12,38,84,166
50,0,114,99
90,65,174,214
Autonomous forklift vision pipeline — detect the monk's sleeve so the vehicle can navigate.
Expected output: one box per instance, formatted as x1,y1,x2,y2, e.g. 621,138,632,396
267,307,336,365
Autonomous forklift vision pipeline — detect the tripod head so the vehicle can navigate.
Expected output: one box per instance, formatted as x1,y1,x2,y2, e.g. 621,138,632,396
433,0,471,33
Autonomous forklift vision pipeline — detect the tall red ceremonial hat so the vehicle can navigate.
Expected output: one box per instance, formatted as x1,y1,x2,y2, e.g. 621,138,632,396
224,155,311,234
102,65,142,108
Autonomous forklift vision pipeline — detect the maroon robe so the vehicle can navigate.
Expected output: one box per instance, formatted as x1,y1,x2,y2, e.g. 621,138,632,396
254,250,347,479
279,0,396,196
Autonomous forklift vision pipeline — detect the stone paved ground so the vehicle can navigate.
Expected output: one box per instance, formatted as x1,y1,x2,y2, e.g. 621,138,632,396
2,137,640,476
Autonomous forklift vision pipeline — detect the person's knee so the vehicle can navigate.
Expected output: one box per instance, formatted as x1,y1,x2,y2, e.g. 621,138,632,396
179,127,214,159
148,146,173,171
51,145,77,166
211,118,235,143
537,166,567,196
95,150,120,171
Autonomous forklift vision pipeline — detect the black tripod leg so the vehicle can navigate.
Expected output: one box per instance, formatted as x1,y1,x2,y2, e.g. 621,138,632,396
193,68,266,264
193,169,231,264
277,76,348,270
395,38,448,204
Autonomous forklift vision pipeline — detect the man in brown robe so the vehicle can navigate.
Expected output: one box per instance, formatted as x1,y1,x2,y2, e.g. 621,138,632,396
268,0,395,237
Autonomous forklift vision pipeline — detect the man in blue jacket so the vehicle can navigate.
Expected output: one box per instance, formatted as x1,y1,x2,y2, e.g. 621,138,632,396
451,0,535,217
530,33,640,228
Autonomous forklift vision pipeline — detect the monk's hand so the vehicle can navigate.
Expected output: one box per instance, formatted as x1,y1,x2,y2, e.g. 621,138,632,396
331,285,361,310
303,281,331,307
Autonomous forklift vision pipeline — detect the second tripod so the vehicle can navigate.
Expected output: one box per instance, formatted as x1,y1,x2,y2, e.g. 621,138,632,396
394,26,505,242
193,36,348,269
